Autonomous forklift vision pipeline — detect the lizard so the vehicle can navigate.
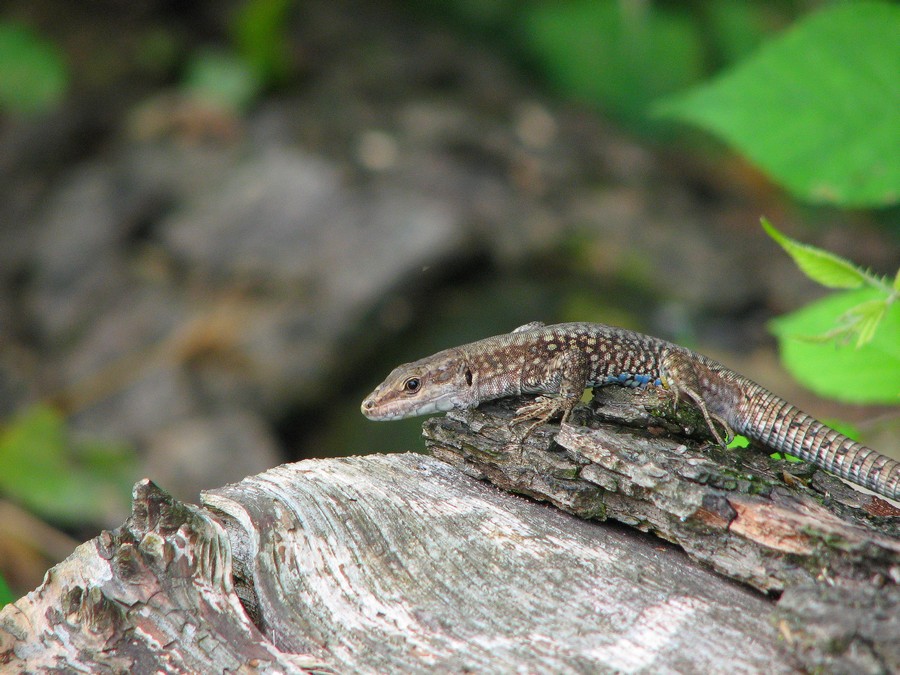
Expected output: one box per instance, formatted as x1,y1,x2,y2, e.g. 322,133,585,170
361,321,900,502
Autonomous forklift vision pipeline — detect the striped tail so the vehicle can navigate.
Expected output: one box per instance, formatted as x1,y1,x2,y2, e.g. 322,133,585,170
736,382,900,501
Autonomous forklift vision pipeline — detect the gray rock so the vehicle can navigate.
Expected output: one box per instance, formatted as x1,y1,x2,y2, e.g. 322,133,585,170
157,147,465,401
27,164,127,344
159,147,462,294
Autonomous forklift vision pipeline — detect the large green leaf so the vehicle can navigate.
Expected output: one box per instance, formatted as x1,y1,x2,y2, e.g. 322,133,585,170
770,288,900,404
657,2,900,206
522,0,704,132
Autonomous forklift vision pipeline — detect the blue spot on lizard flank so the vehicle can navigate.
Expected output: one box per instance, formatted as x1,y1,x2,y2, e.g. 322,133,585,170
605,372,662,388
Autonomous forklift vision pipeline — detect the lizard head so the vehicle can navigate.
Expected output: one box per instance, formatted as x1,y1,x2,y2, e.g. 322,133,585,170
361,348,475,420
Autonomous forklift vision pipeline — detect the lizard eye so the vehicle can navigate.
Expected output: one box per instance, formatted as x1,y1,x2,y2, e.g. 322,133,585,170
403,377,421,393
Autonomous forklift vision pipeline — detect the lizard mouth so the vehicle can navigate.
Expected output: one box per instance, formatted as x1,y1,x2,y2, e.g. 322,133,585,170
360,395,457,420
360,397,384,419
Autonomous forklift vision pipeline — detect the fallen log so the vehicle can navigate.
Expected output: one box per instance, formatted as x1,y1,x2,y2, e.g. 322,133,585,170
2,389,898,672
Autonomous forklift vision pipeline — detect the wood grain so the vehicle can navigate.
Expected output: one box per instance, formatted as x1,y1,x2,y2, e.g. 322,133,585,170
205,454,790,673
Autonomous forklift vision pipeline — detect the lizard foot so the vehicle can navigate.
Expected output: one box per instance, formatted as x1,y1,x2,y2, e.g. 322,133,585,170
667,382,734,446
512,396,577,439
700,408,735,447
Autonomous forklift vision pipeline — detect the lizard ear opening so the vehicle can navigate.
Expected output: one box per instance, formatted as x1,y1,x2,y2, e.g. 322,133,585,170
465,368,473,386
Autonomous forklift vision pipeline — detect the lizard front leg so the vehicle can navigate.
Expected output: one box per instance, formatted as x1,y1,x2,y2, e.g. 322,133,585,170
659,351,735,447
512,348,589,438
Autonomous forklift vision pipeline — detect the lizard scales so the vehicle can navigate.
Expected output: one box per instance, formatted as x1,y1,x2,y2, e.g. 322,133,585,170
362,321,900,501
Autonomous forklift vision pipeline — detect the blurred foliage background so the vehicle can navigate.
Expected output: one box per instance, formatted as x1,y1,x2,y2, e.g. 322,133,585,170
0,0,897,602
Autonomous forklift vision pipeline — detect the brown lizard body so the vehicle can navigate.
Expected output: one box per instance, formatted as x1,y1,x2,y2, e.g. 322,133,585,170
362,321,899,501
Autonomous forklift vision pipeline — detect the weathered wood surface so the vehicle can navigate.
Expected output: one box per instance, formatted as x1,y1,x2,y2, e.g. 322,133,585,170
2,388,898,673
423,388,900,672
206,455,789,673
775,582,900,673
4,454,789,674
0,479,330,675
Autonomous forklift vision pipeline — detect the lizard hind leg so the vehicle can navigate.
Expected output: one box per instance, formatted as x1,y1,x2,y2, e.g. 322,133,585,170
660,352,735,447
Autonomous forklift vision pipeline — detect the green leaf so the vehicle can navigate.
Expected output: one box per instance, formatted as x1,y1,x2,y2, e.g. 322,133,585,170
894,268,900,292
233,0,293,85
761,218,873,289
0,22,68,116
521,0,704,133
770,452,803,463
657,2,900,206
0,571,14,607
770,288,900,404
0,406,137,525
727,434,749,449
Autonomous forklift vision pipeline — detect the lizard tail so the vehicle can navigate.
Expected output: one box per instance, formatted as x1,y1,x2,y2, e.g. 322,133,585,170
736,383,900,501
